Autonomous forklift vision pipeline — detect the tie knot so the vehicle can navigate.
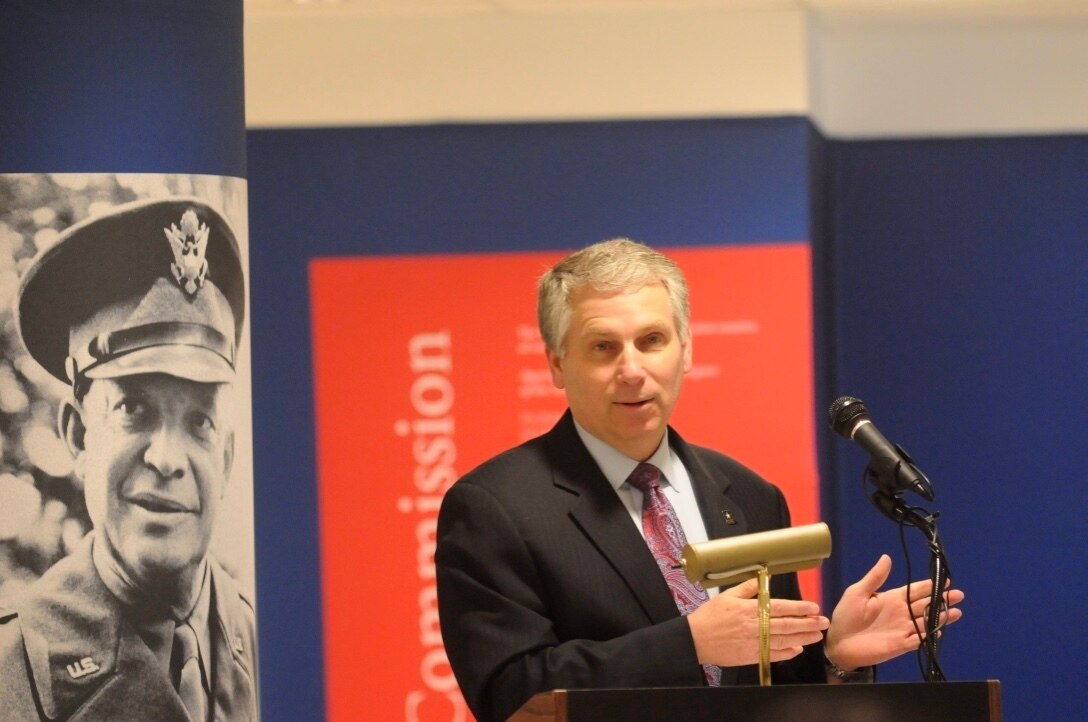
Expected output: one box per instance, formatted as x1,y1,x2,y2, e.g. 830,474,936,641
626,462,662,493
172,621,199,667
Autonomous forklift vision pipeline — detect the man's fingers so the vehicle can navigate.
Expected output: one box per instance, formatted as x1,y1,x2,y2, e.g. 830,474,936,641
898,607,964,646
722,578,828,626
913,606,963,630
767,598,822,618
723,579,825,618
907,589,965,617
909,610,962,644
768,646,805,662
847,553,892,597
768,629,827,650
722,578,760,599
768,615,830,635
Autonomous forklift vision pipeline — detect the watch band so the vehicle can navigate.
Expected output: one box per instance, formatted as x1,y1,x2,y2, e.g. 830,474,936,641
824,651,875,683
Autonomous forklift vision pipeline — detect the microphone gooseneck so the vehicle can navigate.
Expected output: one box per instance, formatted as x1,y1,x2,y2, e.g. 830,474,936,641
828,394,950,682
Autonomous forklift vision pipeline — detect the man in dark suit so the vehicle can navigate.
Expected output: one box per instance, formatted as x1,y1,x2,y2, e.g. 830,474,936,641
436,238,963,722
0,198,257,721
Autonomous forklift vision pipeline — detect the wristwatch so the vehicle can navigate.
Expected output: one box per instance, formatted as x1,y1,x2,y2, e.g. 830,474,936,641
824,651,875,683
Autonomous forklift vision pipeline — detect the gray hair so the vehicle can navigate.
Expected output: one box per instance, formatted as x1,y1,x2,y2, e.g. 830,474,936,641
537,238,690,356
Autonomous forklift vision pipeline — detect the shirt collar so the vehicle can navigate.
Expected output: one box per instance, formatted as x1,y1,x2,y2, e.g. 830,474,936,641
572,418,676,492
90,532,212,685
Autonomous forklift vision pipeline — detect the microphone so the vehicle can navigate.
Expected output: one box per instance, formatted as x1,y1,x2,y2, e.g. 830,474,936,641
827,396,934,501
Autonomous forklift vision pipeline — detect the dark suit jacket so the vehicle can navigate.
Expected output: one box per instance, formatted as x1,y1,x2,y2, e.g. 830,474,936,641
0,534,258,721
436,411,824,722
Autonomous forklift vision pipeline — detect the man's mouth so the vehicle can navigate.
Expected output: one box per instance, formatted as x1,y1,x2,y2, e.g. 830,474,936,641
616,399,652,409
127,493,193,514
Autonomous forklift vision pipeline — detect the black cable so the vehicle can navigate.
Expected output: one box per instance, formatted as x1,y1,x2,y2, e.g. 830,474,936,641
862,468,950,681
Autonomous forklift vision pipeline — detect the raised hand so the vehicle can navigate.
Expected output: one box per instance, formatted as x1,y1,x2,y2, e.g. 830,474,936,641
824,554,964,672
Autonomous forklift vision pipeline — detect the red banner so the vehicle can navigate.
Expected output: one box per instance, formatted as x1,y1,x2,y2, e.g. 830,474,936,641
310,243,819,722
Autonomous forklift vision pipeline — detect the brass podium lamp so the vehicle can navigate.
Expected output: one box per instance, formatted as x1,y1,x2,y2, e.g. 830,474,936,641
680,523,832,686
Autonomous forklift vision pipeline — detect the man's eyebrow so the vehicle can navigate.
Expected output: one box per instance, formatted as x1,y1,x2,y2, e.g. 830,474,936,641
578,326,616,338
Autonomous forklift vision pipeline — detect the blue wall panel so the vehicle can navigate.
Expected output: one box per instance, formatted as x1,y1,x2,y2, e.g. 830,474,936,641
820,135,1088,721
0,0,245,175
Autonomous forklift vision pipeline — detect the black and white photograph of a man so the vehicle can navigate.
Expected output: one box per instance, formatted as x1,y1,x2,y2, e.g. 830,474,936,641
0,174,257,721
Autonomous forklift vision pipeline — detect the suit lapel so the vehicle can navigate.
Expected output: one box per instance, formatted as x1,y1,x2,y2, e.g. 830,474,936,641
545,413,680,625
670,428,750,542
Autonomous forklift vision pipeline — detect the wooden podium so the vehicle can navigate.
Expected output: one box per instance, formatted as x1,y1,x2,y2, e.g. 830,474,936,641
509,681,1002,722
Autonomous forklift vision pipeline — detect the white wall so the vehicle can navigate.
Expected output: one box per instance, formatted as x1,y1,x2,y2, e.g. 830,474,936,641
808,6,1088,138
244,1,1088,138
244,6,808,127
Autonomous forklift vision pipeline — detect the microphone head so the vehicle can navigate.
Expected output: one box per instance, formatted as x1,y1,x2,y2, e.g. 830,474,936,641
828,396,870,438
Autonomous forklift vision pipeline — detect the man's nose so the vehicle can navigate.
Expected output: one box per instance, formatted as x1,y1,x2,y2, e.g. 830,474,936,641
616,346,646,383
143,423,187,479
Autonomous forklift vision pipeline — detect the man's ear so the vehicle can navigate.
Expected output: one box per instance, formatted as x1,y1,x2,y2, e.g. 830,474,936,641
545,347,566,390
59,399,88,478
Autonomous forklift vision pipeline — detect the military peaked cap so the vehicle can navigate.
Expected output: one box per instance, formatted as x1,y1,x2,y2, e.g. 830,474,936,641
15,196,245,386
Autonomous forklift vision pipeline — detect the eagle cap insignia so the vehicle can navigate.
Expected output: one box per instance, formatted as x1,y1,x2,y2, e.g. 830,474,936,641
164,209,210,296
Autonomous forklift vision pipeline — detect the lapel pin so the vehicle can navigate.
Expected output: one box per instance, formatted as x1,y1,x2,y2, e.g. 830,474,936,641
721,509,737,525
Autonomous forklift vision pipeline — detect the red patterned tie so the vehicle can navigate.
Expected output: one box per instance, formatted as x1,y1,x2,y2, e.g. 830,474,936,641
627,462,721,686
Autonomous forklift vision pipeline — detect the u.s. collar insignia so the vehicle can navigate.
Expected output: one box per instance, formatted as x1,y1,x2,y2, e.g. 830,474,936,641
66,656,101,679
164,209,210,296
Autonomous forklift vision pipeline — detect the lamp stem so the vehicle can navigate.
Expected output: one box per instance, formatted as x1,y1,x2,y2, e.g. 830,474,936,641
758,565,771,686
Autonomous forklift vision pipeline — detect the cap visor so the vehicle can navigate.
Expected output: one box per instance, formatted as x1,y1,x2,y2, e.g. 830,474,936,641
84,345,235,384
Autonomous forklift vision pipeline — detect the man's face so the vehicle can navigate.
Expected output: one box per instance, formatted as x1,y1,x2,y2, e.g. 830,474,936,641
70,374,233,584
546,283,692,461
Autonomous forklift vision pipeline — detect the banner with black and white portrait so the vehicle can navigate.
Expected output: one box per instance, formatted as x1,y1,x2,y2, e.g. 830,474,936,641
0,2,255,720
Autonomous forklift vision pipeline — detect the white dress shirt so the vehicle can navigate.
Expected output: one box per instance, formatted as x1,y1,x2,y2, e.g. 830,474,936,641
573,419,718,597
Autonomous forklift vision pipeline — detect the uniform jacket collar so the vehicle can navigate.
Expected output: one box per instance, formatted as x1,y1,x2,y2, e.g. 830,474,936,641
14,533,255,721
